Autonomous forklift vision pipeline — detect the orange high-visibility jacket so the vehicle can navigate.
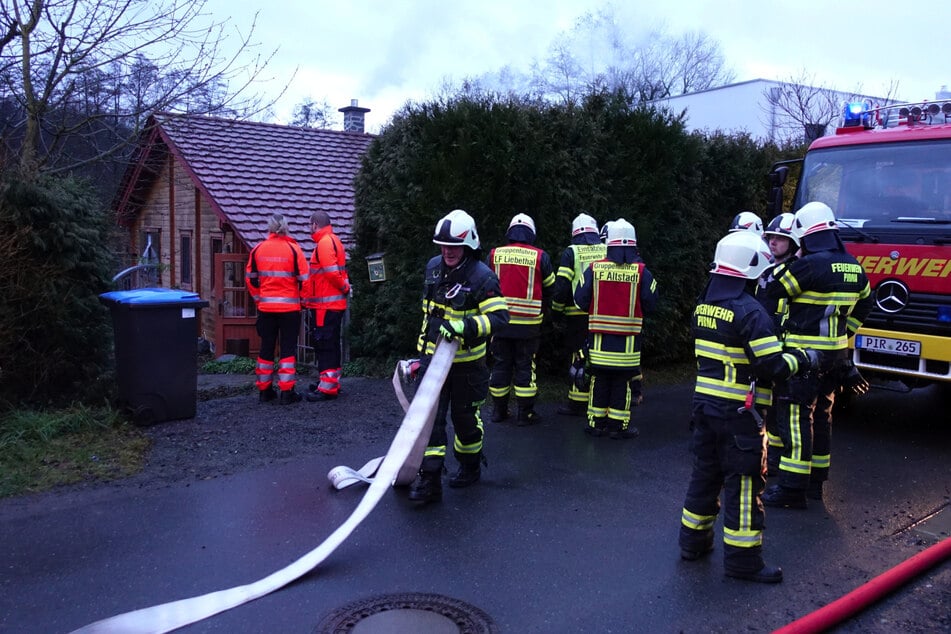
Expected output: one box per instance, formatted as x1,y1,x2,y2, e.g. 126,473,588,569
303,225,349,325
245,234,309,313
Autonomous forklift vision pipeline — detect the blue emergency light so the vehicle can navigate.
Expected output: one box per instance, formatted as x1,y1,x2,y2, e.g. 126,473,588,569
842,101,871,127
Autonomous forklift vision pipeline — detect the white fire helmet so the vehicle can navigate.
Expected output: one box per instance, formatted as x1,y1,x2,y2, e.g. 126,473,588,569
433,209,480,250
571,213,599,236
728,211,764,236
710,230,774,279
792,202,837,241
508,213,536,234
606,218,637,246
764,212,800,247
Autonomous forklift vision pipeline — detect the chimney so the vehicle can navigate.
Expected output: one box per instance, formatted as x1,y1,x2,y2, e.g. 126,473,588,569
339,99,371,133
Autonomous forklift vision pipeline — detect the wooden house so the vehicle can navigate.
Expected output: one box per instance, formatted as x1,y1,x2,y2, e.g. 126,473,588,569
113,103,375,358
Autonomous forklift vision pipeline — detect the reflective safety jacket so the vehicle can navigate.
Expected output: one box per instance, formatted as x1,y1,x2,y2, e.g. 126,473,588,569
755,259,793,335
489,242,555,330
245,234,309,313
764,249,873,352
574,258,658,369
303,225,349,325
693,276,803,417
552,242,606,316
418,254,510,364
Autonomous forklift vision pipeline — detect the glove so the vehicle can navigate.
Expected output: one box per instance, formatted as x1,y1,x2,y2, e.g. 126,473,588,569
439,319,466,341
793,348,820,373
839,361,870,396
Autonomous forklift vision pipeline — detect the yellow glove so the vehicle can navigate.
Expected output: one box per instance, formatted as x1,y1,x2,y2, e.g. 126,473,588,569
439,319,466,340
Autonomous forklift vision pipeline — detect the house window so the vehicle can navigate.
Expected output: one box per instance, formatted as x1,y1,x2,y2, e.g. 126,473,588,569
211,235,223,290
140,229,161,264
180,232,193,287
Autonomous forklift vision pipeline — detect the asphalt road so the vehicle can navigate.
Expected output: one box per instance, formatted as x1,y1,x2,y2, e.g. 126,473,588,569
2,381,949,633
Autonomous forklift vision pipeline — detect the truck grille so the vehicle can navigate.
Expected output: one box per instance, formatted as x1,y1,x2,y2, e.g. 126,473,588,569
862,292,951,337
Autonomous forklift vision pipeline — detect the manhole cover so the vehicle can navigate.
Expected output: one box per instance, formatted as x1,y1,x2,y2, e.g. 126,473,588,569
316,592,497,634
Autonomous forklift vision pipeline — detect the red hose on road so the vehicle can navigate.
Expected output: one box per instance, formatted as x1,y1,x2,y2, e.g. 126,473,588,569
773,535,951,634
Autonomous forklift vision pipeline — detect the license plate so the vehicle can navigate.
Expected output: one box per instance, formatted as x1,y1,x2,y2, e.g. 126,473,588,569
856,335,921,356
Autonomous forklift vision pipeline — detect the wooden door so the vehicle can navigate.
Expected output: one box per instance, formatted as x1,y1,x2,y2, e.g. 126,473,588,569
213,253,260,357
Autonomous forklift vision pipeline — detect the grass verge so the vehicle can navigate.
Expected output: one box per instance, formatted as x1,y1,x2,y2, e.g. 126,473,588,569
0,406,149,498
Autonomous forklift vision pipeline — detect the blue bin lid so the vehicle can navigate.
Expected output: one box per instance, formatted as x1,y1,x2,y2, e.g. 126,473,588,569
99,287,206,306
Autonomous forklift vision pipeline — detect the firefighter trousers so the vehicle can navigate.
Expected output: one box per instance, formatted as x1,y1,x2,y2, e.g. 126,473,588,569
420,360,489,472
679,409,767,573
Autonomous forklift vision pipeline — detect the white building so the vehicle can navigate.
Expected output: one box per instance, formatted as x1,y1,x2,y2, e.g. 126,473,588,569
651,79,886,143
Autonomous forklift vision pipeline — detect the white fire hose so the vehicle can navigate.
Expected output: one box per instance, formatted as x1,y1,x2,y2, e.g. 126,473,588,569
71,339,457,634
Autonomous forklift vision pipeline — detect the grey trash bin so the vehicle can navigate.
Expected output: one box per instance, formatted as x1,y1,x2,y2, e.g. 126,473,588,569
99,288,209,424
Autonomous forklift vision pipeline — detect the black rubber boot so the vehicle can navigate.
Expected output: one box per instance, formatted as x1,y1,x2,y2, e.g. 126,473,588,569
490,396,510,423
725,564,783,584
557,401,585,416
806,480,824,500
279,389,302,405
761,484,807,509
259,388,276,403
516,409,541,426
408,470,442,503
609,425,639,439
449,455,486,488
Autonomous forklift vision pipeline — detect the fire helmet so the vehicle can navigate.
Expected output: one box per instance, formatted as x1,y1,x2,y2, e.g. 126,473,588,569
508,213,536,234
571,213,599,237
606,219,637,246
792,202,837,241
764,213,800,247
433,209,480,250
728,211,764,236
710,230,774,279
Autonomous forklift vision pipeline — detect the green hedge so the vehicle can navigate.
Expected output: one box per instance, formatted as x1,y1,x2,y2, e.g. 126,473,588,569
349,92,795,372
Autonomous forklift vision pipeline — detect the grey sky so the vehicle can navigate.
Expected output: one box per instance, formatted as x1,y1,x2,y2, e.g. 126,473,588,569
208,0,949,132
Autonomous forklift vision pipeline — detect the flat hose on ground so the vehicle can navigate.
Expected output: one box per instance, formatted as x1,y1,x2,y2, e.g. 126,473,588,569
773,534,951,633
70,339,459,634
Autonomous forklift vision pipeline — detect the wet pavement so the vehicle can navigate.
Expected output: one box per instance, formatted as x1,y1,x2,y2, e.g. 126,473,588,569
2,381,949,633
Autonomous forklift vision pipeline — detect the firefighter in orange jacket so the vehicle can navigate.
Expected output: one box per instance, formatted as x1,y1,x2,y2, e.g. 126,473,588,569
303,210,350,401
487,213,555,424
573,219,657,438
245,214,309,404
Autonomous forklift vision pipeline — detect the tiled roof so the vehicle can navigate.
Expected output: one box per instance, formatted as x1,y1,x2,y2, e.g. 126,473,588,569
120,112,374,253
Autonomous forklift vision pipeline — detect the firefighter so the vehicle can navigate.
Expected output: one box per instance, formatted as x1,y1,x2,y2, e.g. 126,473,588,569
755,212,800,475
245,213,310,405
572,219,658,438
728,210,765,236
487,213,556,425
551,213,606,416
679,230,818,584
761,202,873,508
408,209,510,504
303,210,350,402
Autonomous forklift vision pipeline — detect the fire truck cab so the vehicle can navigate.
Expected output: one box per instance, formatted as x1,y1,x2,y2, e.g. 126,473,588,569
770,99,951,390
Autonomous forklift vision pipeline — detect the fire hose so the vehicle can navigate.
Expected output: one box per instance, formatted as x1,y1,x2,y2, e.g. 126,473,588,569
70,339,458,634
773,534,951,633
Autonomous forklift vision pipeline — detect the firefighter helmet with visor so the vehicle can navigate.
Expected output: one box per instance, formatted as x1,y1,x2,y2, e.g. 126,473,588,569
433,209,480,250
764,212,800,247
606,219,637,246
571,213,599,237
792,202,837,241
710,230,774,279
508,213,536,234
728,211,764,236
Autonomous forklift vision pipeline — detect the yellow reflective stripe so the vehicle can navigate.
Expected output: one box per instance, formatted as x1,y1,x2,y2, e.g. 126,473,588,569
723,526,763,548
738,475,753,531
749,336,783,357
424,446,446,459
793,290,864,305
695,340,748,364
588,349,641,367
681,508,716,531
509,313,544,326
778,269,801,296
785,334,847,350
506,297,543,312
695,377,772,406
811,453,830,469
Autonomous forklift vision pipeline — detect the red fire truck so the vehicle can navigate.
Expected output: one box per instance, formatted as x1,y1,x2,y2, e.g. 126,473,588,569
769,100,951,391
